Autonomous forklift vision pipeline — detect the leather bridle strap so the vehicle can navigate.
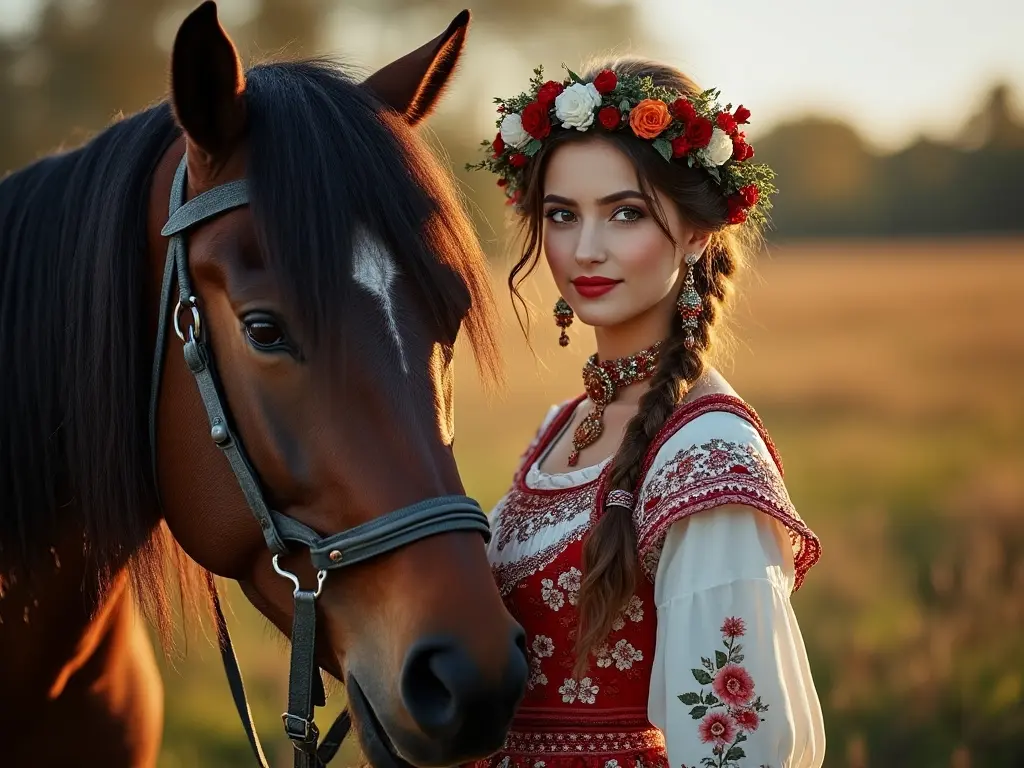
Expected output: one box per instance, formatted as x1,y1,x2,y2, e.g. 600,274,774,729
150,154,492,768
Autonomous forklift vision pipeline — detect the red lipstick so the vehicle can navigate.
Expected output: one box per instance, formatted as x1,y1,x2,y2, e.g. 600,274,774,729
571,276,621,299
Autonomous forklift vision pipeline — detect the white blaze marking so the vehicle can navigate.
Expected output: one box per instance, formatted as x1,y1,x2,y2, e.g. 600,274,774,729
352,228,407,373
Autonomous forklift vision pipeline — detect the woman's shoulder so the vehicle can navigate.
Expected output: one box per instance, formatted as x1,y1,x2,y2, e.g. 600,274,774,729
632,369,821,589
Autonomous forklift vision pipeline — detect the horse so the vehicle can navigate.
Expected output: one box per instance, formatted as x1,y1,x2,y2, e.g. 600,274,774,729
0,2,529,766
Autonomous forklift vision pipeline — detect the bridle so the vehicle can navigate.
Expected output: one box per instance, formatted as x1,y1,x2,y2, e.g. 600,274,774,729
148,154,492,768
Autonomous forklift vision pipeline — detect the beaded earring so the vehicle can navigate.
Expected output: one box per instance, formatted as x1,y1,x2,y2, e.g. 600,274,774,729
553,297,574,347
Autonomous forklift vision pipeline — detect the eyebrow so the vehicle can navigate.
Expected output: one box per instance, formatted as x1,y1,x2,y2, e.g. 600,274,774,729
543,190,646,206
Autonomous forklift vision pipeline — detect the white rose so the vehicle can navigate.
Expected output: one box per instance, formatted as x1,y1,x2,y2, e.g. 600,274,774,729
554,83,602,131
706,127,734,166
499,112,530,149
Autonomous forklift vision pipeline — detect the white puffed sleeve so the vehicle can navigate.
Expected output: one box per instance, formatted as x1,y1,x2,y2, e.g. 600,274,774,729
637,410,824,767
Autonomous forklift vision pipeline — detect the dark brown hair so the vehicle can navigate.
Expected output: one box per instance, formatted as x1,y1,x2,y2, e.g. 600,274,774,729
506,57,760,671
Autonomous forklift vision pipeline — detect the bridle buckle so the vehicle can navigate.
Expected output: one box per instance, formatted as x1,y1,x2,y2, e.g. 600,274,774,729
272,553,327,598
282,712,320,746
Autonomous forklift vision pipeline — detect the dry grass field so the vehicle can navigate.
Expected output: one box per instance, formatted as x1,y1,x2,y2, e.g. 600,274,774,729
156,237,1024,768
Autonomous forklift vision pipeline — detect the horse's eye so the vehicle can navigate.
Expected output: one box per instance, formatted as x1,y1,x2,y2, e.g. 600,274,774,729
243,315,288,351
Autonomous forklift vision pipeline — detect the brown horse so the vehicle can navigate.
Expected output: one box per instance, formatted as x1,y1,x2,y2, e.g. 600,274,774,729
0,3,527,766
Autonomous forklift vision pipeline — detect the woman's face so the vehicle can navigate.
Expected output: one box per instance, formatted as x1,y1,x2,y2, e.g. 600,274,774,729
541,138,706,336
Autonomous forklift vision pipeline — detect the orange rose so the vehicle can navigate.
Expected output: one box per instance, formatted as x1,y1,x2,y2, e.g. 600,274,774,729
628,99,672,139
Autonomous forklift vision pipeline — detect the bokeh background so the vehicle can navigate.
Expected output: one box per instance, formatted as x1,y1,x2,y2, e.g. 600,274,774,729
2,0,1022,765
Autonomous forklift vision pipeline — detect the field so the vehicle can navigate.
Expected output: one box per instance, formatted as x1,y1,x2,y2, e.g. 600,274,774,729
155,238,1024,768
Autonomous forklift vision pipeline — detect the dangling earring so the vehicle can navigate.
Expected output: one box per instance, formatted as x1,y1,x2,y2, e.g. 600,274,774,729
677,253,703,350
554,297,574,347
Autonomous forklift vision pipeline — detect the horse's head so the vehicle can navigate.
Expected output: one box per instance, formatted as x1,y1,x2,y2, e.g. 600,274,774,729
148,3,525,764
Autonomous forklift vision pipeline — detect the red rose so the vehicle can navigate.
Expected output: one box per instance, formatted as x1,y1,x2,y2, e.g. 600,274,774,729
734,104,751,124
738,184,759,207
732,136,754,162
726,195,748,224
597,106,621,129
593,69,618,94
505,189,522,206
509,153,528,168
716,111,737,135
713,664,755,707
685,116,713,148
537,80,564,107
732,708,761,732
521,101,551,140
496,178,508,188
670,98,697,122
670,136,691,158
698,712,737,746
492,132,505,158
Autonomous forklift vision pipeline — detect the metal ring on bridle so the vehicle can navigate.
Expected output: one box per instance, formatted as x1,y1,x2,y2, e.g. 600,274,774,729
173,296,201,342
272,554,328,598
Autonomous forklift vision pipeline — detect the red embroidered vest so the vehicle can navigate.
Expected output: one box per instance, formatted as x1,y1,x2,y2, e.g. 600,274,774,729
470,395,668,768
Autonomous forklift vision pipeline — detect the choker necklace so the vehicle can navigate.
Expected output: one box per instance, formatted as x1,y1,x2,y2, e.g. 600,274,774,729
568,340,663,466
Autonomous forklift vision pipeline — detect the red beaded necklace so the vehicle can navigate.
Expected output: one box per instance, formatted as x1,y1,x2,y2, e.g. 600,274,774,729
568,340,662,466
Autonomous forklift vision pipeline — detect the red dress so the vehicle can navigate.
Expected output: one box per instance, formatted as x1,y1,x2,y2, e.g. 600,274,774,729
471,396,668,768
471,393,823,768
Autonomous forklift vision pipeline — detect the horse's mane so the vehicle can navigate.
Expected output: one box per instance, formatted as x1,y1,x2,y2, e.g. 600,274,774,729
0,59,500,634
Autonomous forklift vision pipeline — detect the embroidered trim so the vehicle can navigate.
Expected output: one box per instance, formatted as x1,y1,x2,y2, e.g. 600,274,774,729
678,616,769,768
502,726,666,756
635,437,820,589
491,522,589,596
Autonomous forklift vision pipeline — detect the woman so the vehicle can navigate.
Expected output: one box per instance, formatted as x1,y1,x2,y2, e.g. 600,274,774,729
466,57,825,768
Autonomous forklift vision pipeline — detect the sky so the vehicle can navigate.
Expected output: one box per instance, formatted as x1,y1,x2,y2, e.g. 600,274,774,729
639,0,1024,150
2,0,1021,152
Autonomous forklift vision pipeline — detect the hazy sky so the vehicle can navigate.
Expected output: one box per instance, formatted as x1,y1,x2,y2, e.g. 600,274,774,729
2,0,1021,151
640,0,1024,150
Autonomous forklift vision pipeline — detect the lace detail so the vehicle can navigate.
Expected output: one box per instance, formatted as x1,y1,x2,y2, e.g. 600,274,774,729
635,437,820,589
491,522,589,597
495,480,598,551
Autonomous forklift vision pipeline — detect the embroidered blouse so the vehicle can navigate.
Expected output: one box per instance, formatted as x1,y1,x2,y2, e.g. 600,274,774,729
470,394,825,768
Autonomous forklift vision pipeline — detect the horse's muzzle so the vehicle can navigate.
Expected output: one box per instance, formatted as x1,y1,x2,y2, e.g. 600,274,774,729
401,627,528,749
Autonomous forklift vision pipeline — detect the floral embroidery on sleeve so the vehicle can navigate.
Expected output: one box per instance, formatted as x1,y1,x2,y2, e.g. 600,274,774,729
678,617,770,768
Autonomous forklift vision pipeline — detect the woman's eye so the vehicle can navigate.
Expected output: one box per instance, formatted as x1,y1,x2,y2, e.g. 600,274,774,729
243,316,288,351
612,206,644,222
545,208,577,224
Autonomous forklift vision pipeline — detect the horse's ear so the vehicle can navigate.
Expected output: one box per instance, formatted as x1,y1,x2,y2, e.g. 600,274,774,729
362,10,470,126
170,1,247,162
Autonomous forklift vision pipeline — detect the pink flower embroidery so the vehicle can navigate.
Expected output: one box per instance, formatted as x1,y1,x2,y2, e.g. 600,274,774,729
714,664,755,707
721,616,746,638
698,711,736,745
732,708,761,731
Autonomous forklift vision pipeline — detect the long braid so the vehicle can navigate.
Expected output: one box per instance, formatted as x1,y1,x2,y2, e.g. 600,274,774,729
573,235,736,673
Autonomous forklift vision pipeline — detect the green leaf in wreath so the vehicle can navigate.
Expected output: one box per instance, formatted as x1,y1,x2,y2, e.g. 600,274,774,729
689,705,708,719
704,692,720,706
715,650,728,669
652,138,672,162
725,747,746,761
678,692,702,706
524,139,543,157
691,668,714,685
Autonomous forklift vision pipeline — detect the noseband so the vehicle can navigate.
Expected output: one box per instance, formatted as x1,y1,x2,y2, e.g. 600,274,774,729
148,155,492,768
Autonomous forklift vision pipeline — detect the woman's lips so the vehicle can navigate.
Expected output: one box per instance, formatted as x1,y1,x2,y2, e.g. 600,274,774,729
571,276,621,299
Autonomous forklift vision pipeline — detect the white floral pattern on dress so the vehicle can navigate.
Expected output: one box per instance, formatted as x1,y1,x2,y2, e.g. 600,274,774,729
623,595,644,623
558,676,600,704
557,566,582,605
527,656,548,690
540,578,565,611
531,634,554,658
611,638,643,670
594,642,613,668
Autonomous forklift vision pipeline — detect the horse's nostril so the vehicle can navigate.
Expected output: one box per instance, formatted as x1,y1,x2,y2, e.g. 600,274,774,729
401,630,527,746
400,637,465,738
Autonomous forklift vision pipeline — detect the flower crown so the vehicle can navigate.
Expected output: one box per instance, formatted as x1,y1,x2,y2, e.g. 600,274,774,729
467,65,778,227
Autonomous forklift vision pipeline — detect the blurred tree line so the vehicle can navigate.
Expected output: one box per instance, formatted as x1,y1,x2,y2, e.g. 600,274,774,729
2,0,1021,240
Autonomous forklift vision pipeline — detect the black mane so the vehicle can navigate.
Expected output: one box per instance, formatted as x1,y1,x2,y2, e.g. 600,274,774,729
0,59,498,598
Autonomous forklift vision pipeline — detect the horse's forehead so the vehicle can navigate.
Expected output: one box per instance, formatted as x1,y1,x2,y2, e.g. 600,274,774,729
352,228,408,372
